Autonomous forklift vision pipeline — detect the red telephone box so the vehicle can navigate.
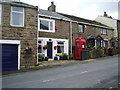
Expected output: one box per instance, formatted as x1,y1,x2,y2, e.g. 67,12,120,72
74,37,86,59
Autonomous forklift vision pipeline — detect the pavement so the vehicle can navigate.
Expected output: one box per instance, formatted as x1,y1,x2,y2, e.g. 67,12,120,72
2,55,118,76
2,55,118,88
2,59,96,76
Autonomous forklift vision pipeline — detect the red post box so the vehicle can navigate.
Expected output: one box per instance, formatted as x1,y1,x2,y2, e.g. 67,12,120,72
74,37,86,59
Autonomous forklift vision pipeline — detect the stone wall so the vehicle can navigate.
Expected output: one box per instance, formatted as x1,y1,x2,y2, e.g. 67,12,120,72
1,4,38,66
89,48,107,59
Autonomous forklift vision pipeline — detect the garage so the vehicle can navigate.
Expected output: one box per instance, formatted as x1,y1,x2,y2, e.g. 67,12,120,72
0,40,20,71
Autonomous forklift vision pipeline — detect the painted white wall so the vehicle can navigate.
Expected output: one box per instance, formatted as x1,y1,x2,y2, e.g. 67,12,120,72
38,37,69,60
95,16,118,37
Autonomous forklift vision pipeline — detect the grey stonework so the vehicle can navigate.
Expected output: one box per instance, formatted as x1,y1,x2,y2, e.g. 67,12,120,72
71,23,114,46
1,4,38,67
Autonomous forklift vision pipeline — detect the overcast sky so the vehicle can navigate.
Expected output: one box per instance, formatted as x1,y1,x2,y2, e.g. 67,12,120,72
20,0,119,20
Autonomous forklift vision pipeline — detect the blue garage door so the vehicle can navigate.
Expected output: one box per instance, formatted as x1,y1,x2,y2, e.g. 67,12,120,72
2,44,18,71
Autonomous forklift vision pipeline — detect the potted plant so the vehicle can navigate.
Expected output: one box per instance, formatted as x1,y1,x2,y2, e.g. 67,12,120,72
38,44,42,49
45,56,48,61
54,56,58,60
59,53,68,60
43,45,47,50
25,46,33,51
38,54,44,61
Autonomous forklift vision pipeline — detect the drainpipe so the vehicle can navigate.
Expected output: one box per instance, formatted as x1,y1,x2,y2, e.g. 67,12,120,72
70,21,73,55
37,8,39,64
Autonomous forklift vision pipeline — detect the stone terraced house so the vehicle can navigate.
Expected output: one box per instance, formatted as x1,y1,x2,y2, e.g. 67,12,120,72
0,0,38,71
38,8,71,60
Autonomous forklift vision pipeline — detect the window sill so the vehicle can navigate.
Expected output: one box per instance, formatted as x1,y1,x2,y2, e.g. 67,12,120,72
39,30,55,33
10,24,24,28
101,34,108,35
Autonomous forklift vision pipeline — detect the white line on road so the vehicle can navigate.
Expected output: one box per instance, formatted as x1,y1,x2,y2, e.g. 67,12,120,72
42,80,50,82
42,79,56,83
81,71,88,74
97,80,101,83
108,87,113,89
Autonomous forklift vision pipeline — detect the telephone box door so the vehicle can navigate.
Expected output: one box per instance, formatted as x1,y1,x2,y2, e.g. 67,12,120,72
74,37,86,59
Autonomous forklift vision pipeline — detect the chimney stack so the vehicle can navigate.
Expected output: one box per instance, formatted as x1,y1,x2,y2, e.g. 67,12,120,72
104,12,108,17
48,1,56,12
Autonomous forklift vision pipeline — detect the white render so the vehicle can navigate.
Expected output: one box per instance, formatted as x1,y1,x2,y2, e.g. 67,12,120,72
95,16,118,37
38,37,69,60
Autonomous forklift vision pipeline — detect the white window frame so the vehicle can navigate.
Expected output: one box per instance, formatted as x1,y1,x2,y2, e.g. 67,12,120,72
57,41,64,54
38,18,55,33
0,4,2,25
78,25,84,32
10,6,24,27
101,29,107,35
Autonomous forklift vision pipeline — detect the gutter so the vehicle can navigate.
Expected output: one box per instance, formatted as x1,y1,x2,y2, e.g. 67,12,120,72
71,20,113,30
38,14,71,22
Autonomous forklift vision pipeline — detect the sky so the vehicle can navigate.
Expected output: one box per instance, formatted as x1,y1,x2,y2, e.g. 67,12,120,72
20,0,120,20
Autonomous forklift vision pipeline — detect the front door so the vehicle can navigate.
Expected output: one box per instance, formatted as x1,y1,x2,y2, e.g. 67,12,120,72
47,42,53,59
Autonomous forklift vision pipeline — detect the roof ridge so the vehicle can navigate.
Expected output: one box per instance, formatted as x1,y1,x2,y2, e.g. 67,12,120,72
0,1,37,8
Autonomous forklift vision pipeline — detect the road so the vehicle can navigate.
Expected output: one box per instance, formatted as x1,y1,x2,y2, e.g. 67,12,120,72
2,55,119,88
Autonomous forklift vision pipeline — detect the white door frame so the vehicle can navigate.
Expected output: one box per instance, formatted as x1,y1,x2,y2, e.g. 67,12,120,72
38,37,69,60
0,40,21,70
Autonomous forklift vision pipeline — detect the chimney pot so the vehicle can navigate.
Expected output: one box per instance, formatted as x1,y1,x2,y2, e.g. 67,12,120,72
104,12,108,17
51,1,54,5
48,1,56,12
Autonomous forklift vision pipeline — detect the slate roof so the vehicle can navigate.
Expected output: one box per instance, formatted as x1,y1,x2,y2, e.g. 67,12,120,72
59,13,113,29
0,1,38,9
39,9,71,20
